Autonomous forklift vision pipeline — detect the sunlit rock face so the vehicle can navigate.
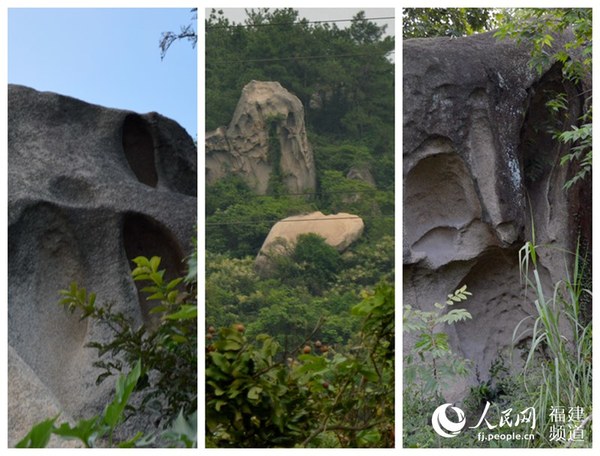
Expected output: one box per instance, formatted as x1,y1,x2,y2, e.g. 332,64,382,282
403,32,590,399
255,211,364,274
8,84,196,446
206,80,317,195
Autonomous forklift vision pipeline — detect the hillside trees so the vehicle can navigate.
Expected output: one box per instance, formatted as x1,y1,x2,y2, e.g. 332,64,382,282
205,8,395,188
205,9,395,447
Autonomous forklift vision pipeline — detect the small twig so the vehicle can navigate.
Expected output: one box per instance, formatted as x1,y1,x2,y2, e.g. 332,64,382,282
301,378,352,447
292,315,326,355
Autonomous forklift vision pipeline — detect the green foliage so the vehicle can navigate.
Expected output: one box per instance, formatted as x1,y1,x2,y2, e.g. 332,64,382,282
266,113,287,195
206,8,394,171
18,361,143,448
271,233,341,294
403,8,498,38
206,194,315,257
335,235,394,290
206,326,313,447
516,241,592,447
59,255,197,424
26,246,199,448
558,122,592,189
494,8,592,189
206,282,394,448
404,286,473,398
313,142,373,174
206,176,253,215
16,417,57,448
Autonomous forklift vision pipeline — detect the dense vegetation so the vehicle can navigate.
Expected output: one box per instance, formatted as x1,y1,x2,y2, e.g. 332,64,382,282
205,8,395,447
403,8,592,448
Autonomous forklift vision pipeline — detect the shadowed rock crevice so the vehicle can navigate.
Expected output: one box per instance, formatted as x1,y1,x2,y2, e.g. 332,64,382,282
122,114,159,187
122,213,185,327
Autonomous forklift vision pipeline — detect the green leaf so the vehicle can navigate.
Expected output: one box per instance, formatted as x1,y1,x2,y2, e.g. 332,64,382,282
166,277,184,291
54,417,104,448
149,256,161,272
149,304,168,314
357,429,381,445
16,416,58,448
118,431,144,448
149,271,165,285
146,291,166,301
209,352,231,373
247,386,262,400
103,360,142,429
132,256,150,267
162,410,197,448
165,305,197,320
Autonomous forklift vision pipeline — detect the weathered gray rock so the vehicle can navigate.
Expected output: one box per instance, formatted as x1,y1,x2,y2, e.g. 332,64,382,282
403,32,591,399
206,80,316,195
8,346,82,448
256,211,364,272
8,84,196,446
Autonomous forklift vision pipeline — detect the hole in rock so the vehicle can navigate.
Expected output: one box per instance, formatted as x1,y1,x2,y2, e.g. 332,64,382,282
122,213,184,327
122,114,158,187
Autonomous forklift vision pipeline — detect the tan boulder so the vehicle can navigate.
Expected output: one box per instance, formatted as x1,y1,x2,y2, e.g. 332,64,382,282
255,211,364,272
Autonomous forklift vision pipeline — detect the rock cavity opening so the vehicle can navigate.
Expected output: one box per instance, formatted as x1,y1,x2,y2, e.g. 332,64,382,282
122,114,158,187
122,213,184,327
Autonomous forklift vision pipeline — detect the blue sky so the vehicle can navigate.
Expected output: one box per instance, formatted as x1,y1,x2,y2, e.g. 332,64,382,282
8,8,197,138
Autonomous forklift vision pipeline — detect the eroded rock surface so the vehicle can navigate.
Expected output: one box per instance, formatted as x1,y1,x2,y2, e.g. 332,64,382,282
256,211,364,272
8,84,197,445
206,80,316,195
403,32,591,398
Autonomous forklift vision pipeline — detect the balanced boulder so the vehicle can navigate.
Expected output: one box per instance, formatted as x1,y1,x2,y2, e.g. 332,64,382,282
255,211,364,272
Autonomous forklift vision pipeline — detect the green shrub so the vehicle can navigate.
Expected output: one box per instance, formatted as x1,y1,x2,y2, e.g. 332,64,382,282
516,241,592,447
403,286,473,399
206,282,394,448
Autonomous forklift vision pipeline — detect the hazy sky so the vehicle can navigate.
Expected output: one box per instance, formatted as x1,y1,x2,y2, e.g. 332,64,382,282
8,8,197,138
211,7,395,37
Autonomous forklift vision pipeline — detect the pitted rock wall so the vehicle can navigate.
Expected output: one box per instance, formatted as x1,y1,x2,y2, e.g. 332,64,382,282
8,84,197,445
403,32,590,398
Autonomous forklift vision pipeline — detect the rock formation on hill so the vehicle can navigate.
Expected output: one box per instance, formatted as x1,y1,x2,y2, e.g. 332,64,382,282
255,211,364,273
8,84,197,446
403,32,591,398
206,80,317,195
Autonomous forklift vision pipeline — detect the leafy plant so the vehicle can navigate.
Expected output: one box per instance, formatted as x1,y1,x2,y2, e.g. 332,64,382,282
494,8,592,189
59,255,197,425
17,361,143,448
403,8,499,38
515,240,592,447
206,282,394,448
404,285,473,398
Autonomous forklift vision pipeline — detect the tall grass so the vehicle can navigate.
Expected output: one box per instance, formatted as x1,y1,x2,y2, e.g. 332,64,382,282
515,240,592,447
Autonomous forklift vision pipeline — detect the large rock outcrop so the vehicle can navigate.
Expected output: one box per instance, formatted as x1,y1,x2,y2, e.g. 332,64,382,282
206,80,316,195
255,211,364,273
8,84,197,445
403,32,591,397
